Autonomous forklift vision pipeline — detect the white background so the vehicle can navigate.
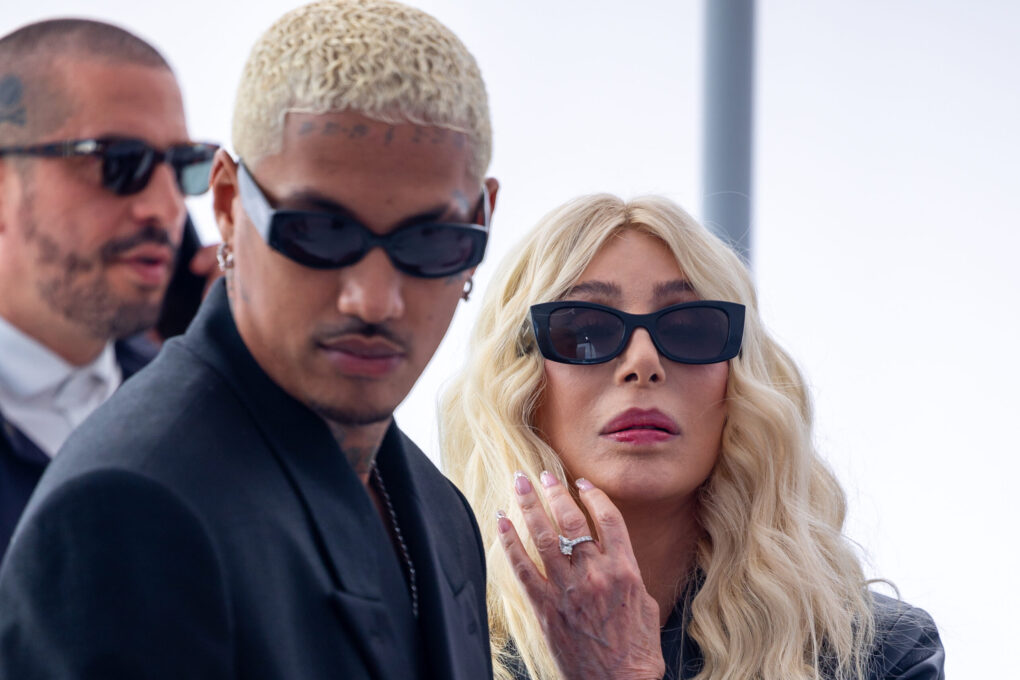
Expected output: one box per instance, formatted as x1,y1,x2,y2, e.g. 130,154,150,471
5,2,1019,675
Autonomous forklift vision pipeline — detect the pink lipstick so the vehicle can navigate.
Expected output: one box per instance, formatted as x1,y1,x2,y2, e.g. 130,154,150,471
600,408,680,445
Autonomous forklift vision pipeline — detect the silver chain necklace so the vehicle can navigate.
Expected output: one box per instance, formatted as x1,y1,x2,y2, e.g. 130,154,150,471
371,464,419,619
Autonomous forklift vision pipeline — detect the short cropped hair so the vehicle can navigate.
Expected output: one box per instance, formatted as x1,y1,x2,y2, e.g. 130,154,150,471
0,19,171,144
233,0,492,179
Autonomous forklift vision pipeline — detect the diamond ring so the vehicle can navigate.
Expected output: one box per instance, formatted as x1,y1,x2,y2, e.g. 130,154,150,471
558,534,595,556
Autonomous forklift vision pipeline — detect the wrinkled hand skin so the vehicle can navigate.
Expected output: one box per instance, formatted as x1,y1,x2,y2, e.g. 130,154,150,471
536,568,664,679
499,472,665,680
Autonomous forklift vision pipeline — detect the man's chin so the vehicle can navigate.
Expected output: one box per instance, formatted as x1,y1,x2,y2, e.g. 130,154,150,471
307,400,395,427
109,301,163,339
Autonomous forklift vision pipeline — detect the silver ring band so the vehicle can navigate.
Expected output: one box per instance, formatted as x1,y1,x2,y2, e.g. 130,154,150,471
558,534,594,556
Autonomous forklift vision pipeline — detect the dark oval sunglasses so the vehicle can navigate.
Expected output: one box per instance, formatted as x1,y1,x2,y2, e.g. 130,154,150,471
0,137,219,196
530,300,745,365
237,161,490,278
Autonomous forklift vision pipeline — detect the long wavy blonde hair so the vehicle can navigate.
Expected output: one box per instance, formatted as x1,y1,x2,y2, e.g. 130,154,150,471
440,194,876,680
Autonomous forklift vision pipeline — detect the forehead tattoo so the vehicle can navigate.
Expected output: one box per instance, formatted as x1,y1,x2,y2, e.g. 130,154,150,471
0,75,26,126
286,118,468,150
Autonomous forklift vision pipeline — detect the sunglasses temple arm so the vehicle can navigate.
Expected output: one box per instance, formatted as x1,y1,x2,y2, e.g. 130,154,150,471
237,164,274,241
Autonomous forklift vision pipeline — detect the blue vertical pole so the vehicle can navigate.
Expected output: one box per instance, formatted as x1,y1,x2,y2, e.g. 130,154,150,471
704,0,755,266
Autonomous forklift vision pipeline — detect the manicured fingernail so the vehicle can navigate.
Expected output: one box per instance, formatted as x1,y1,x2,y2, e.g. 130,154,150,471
496,510,511,534
575,478,594,491
539,470,559,488
513,471,533,495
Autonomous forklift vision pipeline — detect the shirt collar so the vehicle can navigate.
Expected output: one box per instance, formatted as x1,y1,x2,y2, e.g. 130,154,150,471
0,313,120,398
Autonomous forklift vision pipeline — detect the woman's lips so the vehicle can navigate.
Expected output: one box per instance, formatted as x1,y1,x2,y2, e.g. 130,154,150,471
600,408,680,444
318,336,406,378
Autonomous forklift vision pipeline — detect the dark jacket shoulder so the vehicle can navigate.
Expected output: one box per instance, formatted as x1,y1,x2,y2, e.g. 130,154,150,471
869,592,945,679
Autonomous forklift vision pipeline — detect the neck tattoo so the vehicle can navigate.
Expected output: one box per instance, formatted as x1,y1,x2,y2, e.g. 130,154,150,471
371,463,419,619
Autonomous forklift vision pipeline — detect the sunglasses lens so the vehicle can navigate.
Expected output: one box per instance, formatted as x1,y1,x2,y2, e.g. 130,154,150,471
387,224,485,277
547,307,626,362
269,214,367,269
656,306,730,361
171,145,216,195
102,142,155,195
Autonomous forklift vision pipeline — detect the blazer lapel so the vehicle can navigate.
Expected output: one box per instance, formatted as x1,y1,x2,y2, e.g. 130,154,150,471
180,282,417,679
264,434,418,680
377,427,490,680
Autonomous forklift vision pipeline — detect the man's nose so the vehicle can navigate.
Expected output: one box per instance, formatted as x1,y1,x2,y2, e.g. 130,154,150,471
336,247,406,324
129,162,187,243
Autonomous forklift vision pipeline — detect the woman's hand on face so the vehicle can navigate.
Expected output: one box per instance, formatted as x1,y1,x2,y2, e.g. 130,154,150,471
497,472,665,680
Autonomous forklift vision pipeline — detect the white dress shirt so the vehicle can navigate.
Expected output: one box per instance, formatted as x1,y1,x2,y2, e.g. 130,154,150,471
0,314,122,458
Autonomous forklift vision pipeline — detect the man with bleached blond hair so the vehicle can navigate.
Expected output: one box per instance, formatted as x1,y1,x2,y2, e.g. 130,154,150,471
0,2,498,677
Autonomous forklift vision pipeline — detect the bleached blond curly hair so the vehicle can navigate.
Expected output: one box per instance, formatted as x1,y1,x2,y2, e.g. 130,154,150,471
441,194,877,680
233,0,491,178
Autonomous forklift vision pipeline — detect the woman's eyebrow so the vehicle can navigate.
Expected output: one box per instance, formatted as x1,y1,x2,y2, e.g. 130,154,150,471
653,279,695,299
563,281,621,299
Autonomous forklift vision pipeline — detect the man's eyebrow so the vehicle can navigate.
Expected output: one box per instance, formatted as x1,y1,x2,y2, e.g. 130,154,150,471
279,190,469,228
563,281,621,299
279,192,360,219
653,279,695,299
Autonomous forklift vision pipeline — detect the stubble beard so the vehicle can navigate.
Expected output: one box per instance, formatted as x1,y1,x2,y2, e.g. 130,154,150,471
20,185,168,340
36,270,162,340
308,399,394,427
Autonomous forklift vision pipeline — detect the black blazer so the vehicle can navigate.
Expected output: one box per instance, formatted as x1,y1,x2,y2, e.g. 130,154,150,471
0,335,154,564
0,281,491,679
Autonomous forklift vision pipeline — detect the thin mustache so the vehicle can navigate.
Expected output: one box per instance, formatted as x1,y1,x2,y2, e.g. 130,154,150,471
317,321,409,352
100,224,175,262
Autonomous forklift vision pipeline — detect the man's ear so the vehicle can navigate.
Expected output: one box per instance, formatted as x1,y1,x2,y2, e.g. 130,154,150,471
484,177,500,224
0,161,10,235
209,149,239,244
460,177,501,286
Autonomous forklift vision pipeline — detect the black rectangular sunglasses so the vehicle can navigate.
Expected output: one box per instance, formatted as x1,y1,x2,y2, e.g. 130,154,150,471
0,137,219,196
530,300,745,365
237,161,489,278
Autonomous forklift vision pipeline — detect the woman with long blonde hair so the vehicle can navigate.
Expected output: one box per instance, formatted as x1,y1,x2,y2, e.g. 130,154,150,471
441,194,943,680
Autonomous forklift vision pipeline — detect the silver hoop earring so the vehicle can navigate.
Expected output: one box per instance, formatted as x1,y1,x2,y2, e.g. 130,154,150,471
462,276,473,301
216,242,235,272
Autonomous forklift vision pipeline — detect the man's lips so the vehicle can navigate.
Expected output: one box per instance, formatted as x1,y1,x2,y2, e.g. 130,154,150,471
112,245,174,287
600,408,680,444
317,336,407,378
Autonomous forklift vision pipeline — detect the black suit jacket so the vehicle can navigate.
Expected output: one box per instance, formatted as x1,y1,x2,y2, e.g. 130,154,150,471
0,336,154,564
0,281,491,679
